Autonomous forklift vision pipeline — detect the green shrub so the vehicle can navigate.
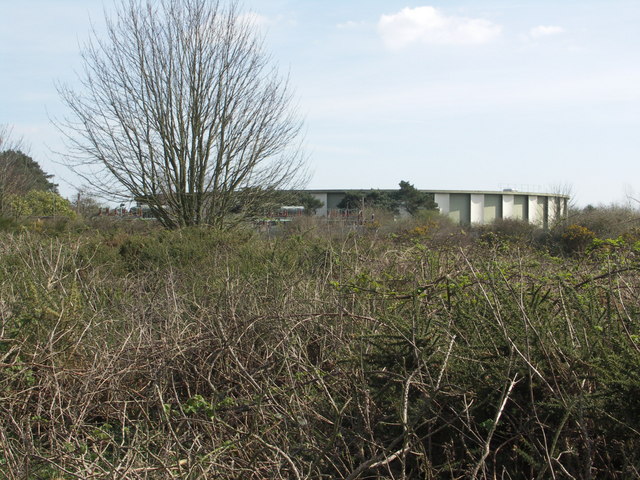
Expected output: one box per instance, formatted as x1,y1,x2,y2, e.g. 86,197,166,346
0,216,17,231
561,223,596,254
7,190,76,219
1,221,640,478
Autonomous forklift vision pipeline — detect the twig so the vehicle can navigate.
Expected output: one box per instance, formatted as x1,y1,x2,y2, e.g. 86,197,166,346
344,434,405,480
471,374,519,479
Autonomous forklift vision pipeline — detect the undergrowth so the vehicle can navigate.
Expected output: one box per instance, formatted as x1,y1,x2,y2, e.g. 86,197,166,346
1,219,639,478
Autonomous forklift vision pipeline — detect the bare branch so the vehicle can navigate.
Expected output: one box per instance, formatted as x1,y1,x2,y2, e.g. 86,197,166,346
56,0,305,228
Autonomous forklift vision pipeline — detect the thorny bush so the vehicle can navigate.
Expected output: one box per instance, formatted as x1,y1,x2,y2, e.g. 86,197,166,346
0,222,639,479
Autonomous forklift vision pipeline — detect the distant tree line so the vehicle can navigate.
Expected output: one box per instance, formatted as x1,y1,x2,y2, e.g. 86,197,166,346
337,181,438,215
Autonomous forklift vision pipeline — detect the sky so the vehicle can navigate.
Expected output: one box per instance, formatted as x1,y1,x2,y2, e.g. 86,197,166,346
1,0,640,206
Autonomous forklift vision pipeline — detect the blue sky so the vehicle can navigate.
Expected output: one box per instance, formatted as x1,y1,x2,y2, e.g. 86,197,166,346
2,0,640,206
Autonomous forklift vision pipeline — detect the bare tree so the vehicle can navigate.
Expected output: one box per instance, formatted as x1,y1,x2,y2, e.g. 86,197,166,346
0,125,25,215
547,182,573,227
0,126,23,214
0,127,16,207
57,0,305,229
0,124,19,151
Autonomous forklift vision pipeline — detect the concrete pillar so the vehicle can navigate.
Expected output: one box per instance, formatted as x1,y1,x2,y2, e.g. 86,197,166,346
502,194,514,220
470,194,484,224
435,193,450,215
548,197,557,224
528,195,538,224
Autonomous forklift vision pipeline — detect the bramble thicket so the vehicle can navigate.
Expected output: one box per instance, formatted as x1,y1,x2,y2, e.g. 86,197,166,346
1,209,640,479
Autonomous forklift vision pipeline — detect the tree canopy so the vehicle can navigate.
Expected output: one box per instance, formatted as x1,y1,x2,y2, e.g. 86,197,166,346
337,181,438,215
57,0,305,229
0,150,57,193
277,191,324,214
0,148,58,216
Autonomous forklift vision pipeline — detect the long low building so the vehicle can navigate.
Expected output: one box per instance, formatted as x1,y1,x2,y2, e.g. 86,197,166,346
304,189,569,227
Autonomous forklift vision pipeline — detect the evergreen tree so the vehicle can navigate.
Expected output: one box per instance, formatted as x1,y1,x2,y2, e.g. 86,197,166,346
337,181,438,215
0,150,58,215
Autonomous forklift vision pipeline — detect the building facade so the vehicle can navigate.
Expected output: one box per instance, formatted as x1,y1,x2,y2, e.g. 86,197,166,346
304,189,569,227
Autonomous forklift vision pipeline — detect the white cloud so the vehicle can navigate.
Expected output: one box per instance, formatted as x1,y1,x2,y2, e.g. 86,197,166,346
337,20,364,30
529,25,565,38
377,6,502,49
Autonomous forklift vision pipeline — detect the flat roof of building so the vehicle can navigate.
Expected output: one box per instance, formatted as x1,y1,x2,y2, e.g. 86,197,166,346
303,189,570,199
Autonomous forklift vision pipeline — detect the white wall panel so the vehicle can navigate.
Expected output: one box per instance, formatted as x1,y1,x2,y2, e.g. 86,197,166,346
470,194,484,224
434,193,450,215
528,196,538,224
502,195,514,220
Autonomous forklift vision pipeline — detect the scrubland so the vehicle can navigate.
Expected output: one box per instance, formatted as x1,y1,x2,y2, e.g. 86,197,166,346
1,212,640,479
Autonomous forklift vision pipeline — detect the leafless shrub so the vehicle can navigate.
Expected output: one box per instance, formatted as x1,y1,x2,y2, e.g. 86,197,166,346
1,226,639,478
567,204,640,239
